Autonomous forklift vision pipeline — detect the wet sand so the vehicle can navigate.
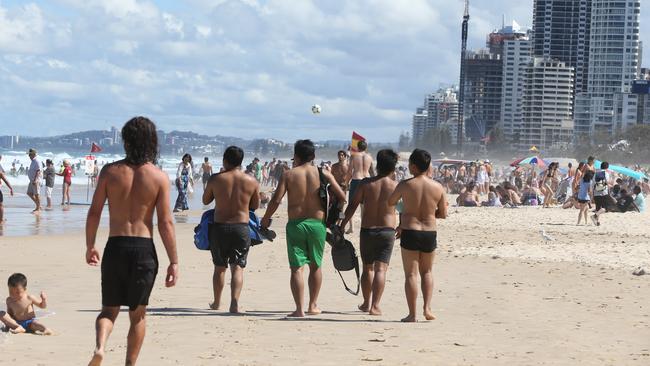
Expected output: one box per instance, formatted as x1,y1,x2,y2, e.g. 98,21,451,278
0,203,649,365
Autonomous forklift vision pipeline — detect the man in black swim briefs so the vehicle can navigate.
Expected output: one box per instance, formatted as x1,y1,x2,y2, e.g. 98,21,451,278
340,149,399,316
388,149,447,323
86,117,179,366
203,146,260,314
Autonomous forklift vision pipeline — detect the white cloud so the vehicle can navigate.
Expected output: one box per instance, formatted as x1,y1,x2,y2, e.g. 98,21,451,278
46,59,70,69
163,12,184,38
0,4,46,53
195,25,212,39
112,40,139,55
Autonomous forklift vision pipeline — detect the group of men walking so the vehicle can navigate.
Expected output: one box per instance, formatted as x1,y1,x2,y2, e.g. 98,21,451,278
84,117,447,365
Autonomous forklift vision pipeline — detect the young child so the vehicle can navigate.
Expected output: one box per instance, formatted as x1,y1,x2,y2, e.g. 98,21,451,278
0,273,53,335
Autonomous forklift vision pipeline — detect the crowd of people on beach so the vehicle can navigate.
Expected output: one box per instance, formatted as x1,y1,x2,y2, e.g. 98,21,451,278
2,116,649,366
429,158,648,223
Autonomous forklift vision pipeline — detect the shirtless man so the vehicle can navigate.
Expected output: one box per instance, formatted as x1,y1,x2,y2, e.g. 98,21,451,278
86,117,179,366
261,140,345,317
203,146,260,314
330,150,349,225
388,149,447,323
0,167,14,222
200,157,213,191
345,141,374,234
340,149,398,316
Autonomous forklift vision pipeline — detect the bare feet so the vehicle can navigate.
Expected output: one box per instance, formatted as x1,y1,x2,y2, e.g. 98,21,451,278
229,300,243,314
208,302,220,310
306,306,321,315
358,303,370,312
41,328,54,335
10,326,26,334
287,310,305,318
423,308,436,321
88,348,104,366
401,314,417,323
369,306,382,316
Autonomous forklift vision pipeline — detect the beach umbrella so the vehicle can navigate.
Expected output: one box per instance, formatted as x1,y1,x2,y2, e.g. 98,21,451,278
519,156,546,168
594,160,648,181
509,157,525,167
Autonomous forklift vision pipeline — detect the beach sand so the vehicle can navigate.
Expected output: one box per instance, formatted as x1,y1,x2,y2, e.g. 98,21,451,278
1,203,649,365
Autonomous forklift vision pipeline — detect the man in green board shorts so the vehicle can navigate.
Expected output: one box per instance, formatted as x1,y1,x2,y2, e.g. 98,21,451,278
262,140,346,317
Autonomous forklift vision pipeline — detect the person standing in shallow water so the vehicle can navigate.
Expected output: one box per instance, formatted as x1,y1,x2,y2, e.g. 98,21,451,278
174,153,193,213
261,140,346,318
85,117,179,366
388,149,447,323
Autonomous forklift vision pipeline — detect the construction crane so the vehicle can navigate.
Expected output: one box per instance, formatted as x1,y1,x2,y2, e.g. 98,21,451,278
457,0,469,156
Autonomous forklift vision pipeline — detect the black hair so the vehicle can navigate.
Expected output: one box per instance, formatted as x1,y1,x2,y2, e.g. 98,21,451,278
587,156,595,163
223,146,244,167
583,170,595,182
181,153,192,163
122,116,159,165
204,157,209,162
357,140,368,152
620,189,628,196
577,162,585,170
294,139,316,162
337,150,346,156
376,149,398,176
634,186,642,195
409,148,431,173
601,161,609,169
8,273,27,288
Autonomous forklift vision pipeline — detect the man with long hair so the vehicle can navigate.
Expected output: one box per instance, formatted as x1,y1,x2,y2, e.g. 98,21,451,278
86,116,179,366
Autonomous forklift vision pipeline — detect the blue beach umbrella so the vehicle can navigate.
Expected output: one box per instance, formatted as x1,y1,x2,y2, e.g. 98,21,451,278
594,160,648,181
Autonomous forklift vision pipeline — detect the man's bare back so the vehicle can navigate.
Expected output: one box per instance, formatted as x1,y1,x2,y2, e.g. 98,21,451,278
355,176,397,228
349,152,373,180
331,161,348,188
390,175,447,231
94,162,168,238
203,169,259,224
281,164,333,220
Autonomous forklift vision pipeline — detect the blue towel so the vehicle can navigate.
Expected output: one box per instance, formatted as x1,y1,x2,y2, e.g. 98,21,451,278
194,209,264,250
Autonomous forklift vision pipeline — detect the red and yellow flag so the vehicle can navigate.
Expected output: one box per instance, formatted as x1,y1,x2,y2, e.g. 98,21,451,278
350,131,366,152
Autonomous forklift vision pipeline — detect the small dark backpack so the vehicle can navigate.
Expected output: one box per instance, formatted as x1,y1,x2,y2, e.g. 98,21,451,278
327,227,360,296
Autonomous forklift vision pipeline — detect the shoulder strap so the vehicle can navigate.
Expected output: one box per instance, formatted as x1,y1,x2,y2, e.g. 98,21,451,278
336,263,360,296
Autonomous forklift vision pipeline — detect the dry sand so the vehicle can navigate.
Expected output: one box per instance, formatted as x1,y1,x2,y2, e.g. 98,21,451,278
1,204,649,365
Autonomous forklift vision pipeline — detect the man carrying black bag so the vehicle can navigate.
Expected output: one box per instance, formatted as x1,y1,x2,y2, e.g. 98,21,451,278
339,149,399,316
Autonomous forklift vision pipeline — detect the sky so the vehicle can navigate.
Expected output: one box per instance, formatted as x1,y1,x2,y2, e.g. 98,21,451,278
0,0,648,142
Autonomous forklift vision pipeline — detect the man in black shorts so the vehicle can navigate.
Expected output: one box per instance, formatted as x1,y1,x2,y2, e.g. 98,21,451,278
203,146,260,313
340,149,398,315
0,167,14,223
388,149,447,323
86,117,179,366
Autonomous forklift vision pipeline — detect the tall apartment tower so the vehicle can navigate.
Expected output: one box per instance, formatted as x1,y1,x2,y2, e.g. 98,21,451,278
575,0,642,135
521,58,575,150
532,0,592,94
501,34,532,144
412,88,459,142
463,50,503,140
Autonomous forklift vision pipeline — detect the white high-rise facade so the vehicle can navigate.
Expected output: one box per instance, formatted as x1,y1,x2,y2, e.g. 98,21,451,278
500,36,532,144
521,58,575,150
575,0,641,136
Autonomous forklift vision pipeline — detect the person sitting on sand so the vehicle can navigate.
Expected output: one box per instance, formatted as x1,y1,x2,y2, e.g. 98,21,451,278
388,149,447,322
340,149,399,316
203,146,260,314
85,117,179,366
261,140,345,318
458,182,480,207
0,273,53,335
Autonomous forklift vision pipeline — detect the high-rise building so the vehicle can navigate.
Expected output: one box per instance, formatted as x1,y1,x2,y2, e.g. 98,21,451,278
532,0,592,94
464,50,503,140
632,79,650,125
487,20,527,57
500,34,533,144
412,87,459,142
111,126,121,145
574,0,641,136
521,58,575,150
